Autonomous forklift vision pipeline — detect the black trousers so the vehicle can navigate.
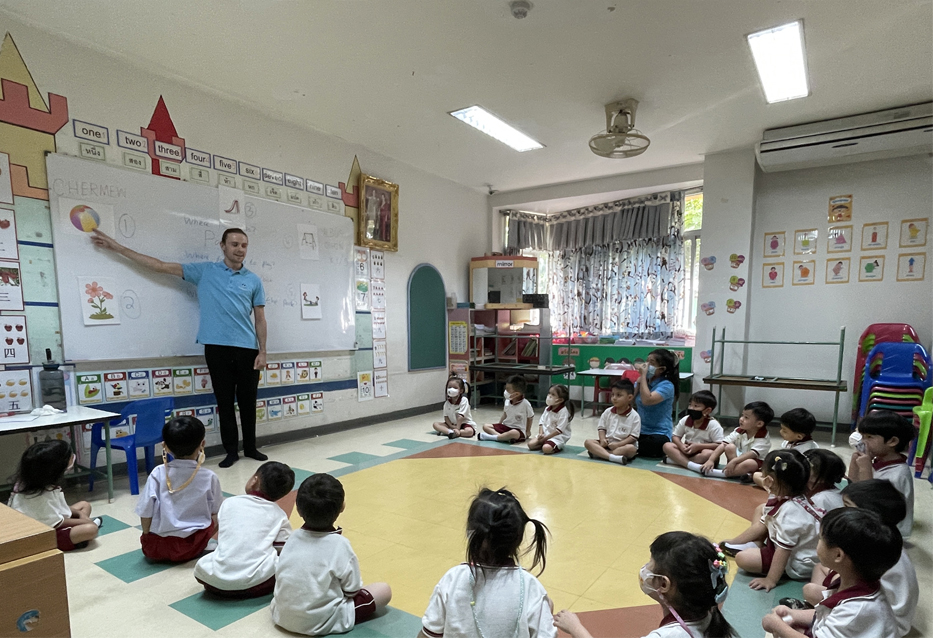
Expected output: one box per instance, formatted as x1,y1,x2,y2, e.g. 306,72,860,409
638,434,671,458
204,344,260,456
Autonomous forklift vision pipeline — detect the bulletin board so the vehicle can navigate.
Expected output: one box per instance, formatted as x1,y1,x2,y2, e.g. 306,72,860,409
407,263,447,370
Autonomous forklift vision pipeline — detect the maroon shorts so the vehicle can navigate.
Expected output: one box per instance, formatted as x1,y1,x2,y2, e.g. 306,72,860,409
56,526,78,552
492,423,526,442
541,441,562,453
759,537,776,573
197,576,275,599
141,522,216,563
752,458,765,471
353,588,376,624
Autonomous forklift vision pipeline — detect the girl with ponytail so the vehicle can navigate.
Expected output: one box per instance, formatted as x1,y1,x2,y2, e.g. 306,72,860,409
419,488,556,638
555,532,736,638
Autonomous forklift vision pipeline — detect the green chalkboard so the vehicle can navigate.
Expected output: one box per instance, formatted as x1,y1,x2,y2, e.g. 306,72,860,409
408,264,447,370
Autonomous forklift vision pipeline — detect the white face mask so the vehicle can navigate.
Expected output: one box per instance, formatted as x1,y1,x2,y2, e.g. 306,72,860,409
447,387,460,398
504,390,513,401
638,564,663,596
545,394,560,406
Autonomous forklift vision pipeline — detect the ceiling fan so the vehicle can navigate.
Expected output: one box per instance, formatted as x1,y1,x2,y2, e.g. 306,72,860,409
589,98,651,159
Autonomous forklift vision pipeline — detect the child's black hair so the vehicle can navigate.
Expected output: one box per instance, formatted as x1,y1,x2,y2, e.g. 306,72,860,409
548,384,575,420
858,410,915,453
743,401,774,426
804,449,846,491
162,416,205,458
296,473,344,530
781,407,816,436
820,508,902,581
466,487,549,576
12,440,72,496
762,449,810,496
505,375,527,395
690,390,717,411
841,479,907,530
649,348,681,401
611,378,635,394
255,461,296,502
650,532,737,638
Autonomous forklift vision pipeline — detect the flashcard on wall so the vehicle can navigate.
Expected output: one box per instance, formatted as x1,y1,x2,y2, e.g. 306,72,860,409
196,406,216,432
0,369,32,413
267,397,283,420
899,218,928,248
194,367,212,393
311,392,324,413
826,225,852,253
59,198,115,237
700,301,715,316
174,408,195,419
728,254,745,269
78,277,121,326
0,315,29,364
726,299,743,314
896,253,925,282
355,278,371,311
152,369,173,396
792,260,815,286
77,373,103,404
373,340,387,369
861,222,888,250
300,284,323,319
103,371,128,402
370,251,385,279
283,395,298,418
0,209,19,261
266,362,281,386
296,361,311,382
309,360,323,382
128,370,151,398
297,393,311,415
858,255,885,282
700,256,716,271
794,229,818,255
371,280,386,310
297,224,320,261
825,258,850,284
0,260,23,311
354,247,370,278
258,369,266,387
374,369,388,398
172,368,193,394
763,232,785,258
828,195,852,222
728,276,745,292
372,310,386,340
762,262,784,288
255,400,267,422
281,362,295,384
218,185,245,224
358,371,374,402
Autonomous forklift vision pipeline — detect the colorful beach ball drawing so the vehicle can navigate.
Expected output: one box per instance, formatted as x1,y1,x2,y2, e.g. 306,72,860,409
69,205,100,233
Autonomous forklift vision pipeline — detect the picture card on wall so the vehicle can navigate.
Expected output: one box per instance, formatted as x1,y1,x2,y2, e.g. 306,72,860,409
374,369,388,398
281,361,295,384
59,198,115,237
103,371,128,401
196,406,217,432
373,340,387,369
76,373,103,404
899,218,928,248
267,397,283,420
0,260,23,310
355,278,371,311
0,208,19,261
792,260,815,286
194,367,213,393
300,284,323,319
825,258,850,284
858,255,885,282
297,393,311,415
128,370,151,398
0,369,33,413
896,253,925,282
372,310,386,340
354,247,370,278
255,400,267,422
358,371,374,402
761,262,784,288
826,225,852,253
0,315,29,364
861,222,888,250
283,395,297,418
218,185,245,224
172,368,193,394
311,392,324,413
266,362,281,385
793,229,818,255
78,277,121,325
152,369,173,396
371,280,386,310
828,195,852,222
763,232,785,258
309,360,323,382
370,250,385,279
297,224,320,261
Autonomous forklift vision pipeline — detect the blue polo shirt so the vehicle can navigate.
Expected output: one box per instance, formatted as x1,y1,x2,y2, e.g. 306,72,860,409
635,377,675,437
182,261,265,350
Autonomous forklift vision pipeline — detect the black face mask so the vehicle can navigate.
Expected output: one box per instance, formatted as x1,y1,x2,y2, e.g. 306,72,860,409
687,409,705,421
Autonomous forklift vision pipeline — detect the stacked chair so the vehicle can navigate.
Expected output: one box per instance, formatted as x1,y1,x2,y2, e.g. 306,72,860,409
851,323,921,425
910,387,933,482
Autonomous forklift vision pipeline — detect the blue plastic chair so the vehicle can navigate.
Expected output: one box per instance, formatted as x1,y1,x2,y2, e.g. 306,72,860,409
88,398,175,495
858,343,932,419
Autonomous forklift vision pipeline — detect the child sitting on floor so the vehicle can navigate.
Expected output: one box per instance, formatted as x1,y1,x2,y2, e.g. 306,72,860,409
194,461,295,598
847,410,915,538
136,416,222,562
804,449,846,513
762,508,900,638
555,532,736,638
272,474,391,636
721,449,823,592
478,375,535,444
662,390,723,469
433,376,476,439
583,379,641,465
752,408,818,487
8,440,102,551
694,401,773,479
527,384,574,454
419,488,555,638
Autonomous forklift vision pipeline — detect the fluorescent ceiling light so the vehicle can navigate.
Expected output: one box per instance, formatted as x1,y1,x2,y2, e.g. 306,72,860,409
449,106,544,152
747,20,809,103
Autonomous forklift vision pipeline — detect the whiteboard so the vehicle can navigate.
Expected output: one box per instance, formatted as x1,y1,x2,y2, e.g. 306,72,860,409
47,154,355,361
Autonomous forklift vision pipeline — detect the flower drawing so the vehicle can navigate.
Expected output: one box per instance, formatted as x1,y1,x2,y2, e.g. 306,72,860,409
85,281,114,320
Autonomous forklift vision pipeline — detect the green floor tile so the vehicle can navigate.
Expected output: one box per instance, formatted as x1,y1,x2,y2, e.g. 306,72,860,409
345,607,423,637
329,452,382,465
562,444,586,455
169,591,272,630
725,571,805,638
95,549,177,583
96,514,132,536
383,439,431,450
291,468,314,485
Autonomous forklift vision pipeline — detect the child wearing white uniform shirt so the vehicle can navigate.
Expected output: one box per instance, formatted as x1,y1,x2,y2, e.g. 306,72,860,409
433,376,476,439
527,384,574,454
272,474,391,636
695,401,773,479
195,461,295,598
752,408,819,488
803,450,847,514
663,390,723,469
479,375,536,443
584,379,641,465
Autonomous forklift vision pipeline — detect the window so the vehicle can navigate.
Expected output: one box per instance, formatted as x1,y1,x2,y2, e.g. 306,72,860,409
522,249,550,294
680,191,703,333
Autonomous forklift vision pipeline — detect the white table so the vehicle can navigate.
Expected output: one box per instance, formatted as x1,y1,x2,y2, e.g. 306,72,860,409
0,406,121,502
578,369,694,416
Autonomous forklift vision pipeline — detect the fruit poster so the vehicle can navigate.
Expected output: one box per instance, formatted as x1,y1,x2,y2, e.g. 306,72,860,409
77,277,120,326
0,261,23,310
370,250,385,279
358,371,374,402
172,368,193,394
77,373,103,404
355,278,370,311
0,208,18,261
128,370,151,398
152,368,173,396
194,367,213,393
354,247,370,278
0,369,32,413
104,371,128,401
0,315,29,364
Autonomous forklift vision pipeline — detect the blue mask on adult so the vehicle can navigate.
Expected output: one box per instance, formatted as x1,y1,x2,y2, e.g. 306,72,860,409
647,365,657,377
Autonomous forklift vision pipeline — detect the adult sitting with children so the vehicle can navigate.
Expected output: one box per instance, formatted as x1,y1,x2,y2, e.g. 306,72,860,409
633,348,680,458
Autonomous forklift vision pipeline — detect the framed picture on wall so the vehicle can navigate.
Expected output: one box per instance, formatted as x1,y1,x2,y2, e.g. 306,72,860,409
794,229,818,255
896,253,926,282
861,222,888,250
825,257,850,284
828,194,853,222
792,260,816,285
826,225,852,253
899,218,928,248
762,262,784,288
763,232,785,258
858,255,885,282
358,173,399,252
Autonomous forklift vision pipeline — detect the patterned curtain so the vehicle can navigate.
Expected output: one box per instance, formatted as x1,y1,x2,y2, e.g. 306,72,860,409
547,194,684,338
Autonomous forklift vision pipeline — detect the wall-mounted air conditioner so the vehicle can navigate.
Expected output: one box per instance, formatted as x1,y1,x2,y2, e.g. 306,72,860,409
756,102,932,172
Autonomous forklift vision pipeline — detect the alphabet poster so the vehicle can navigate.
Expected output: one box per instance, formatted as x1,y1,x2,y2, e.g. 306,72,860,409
825,258,850,284
859,255,885,282
896,253,925,282
300,283,323,319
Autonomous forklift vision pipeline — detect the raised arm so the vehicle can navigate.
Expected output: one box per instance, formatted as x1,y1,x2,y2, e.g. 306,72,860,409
91,230,183,277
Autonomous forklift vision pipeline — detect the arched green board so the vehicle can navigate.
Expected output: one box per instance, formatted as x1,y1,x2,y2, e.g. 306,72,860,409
407,264,447,371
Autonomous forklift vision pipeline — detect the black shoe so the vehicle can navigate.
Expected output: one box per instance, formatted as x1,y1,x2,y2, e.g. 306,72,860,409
720,541,738,557
219,454,239,468
93,517,104,529
447,431,459,439
244,450,268,461
778,597,813,610
740,473,754,484
74,541,90,550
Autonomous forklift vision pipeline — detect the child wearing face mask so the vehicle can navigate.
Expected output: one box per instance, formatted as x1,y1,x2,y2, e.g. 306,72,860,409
433,376,476,439
526,384,575,454
662,390,723,469
478,375,535,444
555,532,736,637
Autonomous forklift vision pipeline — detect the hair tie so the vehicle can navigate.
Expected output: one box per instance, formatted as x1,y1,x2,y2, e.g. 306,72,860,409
709,543,729,604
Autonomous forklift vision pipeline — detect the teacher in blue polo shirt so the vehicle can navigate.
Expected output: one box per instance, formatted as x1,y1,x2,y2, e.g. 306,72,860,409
91,228,267,468
634,348,680,458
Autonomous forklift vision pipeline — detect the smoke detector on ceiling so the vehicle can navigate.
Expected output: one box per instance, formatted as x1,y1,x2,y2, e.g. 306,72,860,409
510,0,532,19
588,99,651,159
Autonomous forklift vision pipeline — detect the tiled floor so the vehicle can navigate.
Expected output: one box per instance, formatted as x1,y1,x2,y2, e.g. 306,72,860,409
56,408,931,638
